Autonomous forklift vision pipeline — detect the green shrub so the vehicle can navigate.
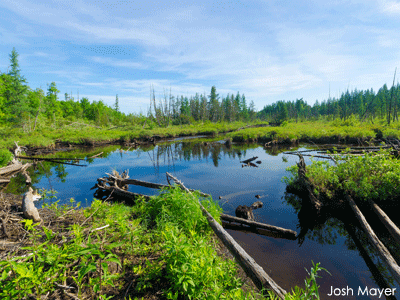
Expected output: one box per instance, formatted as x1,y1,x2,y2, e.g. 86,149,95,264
0,149,12,167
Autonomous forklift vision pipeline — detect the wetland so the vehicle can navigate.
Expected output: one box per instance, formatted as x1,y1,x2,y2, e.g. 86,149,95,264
4,138,399,299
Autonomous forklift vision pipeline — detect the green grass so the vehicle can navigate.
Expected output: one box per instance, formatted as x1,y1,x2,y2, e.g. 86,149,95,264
0,120,267,151
0,187,328,299
284,148,400,203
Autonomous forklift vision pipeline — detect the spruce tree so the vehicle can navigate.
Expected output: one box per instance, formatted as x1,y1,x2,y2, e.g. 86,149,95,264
6,48,28,123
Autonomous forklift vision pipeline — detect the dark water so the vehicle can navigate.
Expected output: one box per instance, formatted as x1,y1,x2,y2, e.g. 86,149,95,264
7,140,400,299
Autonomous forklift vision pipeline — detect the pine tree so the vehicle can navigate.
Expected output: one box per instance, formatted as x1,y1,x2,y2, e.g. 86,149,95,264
6,48,28,123
115,94,119,112
208,86,220,122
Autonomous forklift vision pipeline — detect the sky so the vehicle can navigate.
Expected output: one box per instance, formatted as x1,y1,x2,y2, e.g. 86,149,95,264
0,0,399,114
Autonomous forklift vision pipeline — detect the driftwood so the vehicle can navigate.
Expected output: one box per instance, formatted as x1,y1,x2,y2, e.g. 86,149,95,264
0,143,33,184
367,199,400,246
240,156,258,164
0,162,32,177
166,172,287,299
346,193,400,286
22,187,42,222
221,214,296,240
101,173,211,197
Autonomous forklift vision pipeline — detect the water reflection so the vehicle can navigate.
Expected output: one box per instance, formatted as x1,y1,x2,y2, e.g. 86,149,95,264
4,140,398,298
284,180,400,294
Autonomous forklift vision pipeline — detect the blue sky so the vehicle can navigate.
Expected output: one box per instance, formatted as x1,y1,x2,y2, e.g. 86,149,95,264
0,0,399,114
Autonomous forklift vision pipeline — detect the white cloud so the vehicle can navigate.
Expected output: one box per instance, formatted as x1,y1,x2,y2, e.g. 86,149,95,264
66,22,171,46
381,1,400,14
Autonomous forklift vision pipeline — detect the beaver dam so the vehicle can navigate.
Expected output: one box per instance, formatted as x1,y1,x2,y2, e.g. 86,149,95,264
1,139,400,299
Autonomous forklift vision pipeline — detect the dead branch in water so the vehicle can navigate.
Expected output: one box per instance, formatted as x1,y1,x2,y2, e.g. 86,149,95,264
240,156,258,164
220,214,296,240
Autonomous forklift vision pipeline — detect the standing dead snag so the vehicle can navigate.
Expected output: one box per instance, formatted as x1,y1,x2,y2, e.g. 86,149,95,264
165,172,287,299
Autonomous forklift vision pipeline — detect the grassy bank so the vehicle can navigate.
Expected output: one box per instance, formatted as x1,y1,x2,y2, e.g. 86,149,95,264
2,117,400,166
0,187,327,299
0,121,266,150
227,118,389,144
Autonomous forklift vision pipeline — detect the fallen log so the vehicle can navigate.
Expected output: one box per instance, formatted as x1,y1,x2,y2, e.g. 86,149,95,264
95,182,150,201
240,156,258,164
220,214,297,239
346,193,400,286
166,172,287,299
0,163,32,176
222,221,297,241
344,223,397,300
367,199,400,246
101,175,211,197
0,178,11,184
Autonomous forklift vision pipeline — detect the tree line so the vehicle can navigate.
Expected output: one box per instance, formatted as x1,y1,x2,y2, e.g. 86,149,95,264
0,48,257,131
259,73,400,125
149,85,257,127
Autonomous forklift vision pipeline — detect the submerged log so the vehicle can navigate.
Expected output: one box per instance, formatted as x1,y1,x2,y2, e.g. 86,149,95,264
166,172,287,299
345,223,397,299
220,214,297,239
367,199,400,246
346,193,400,286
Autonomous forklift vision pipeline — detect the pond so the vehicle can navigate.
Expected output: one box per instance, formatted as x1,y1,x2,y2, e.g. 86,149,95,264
6,139,400,299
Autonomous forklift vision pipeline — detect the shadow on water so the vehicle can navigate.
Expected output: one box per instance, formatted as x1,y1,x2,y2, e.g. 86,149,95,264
3,139,399,299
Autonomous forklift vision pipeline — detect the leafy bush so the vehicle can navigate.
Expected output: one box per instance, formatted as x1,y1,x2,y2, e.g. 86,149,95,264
0,149,12,167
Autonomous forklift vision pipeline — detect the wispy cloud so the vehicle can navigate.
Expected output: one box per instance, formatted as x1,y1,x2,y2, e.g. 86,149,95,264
90,56,145,69
380,1,400,14
1,0,400,112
